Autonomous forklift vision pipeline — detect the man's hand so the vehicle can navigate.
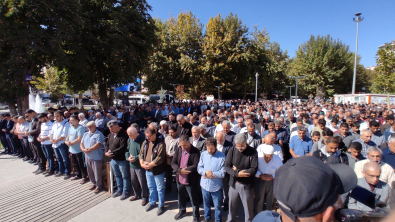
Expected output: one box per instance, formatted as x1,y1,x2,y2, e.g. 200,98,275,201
2,129,6,132
238,170,251,178
37,137,42,142
232,166,237,171
180,168,191,175
128,155,136,162
259,174,274,181
65,141,70,146
205,170,214,179
105,151,114,157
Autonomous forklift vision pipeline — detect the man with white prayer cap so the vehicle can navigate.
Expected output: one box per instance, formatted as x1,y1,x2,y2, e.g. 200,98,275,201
254,144,283,214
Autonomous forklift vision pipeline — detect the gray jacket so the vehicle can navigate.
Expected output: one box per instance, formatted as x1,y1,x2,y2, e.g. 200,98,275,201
348,178,391,211
189,136,206,152
244,132,261,149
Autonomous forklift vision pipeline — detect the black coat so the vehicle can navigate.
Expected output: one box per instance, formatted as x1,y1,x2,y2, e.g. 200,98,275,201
171,145,201,185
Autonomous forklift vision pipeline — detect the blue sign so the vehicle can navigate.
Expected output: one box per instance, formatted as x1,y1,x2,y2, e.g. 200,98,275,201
25,74,32,81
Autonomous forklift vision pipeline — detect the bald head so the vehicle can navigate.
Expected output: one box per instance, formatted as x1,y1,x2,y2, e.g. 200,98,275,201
360,129,372,143
363,161,381,173
264,135,275,145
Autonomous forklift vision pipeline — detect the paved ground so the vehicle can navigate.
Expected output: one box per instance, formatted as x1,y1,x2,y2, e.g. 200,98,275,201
0,148,246,222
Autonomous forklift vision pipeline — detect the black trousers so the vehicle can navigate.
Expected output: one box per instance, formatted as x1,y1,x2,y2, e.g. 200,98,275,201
22,138,33,159
177,183,200,219
30,141,46,170
165,164,173,191
71,152,87,178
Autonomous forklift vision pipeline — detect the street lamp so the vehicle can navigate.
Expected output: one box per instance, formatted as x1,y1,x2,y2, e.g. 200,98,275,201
255,73,259,102
285,85,295,101
352,12,364,94
215,86,222,101
289,76,306,101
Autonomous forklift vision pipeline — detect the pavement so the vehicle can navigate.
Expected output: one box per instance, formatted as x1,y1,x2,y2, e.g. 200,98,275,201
0,148,247,222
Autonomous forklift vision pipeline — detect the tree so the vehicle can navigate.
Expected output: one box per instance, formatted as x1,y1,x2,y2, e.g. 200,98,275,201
0,0,82,114
58,0,157,109
144,11,204,98
31,67,68,95
175,85,185,101
370,44,395,93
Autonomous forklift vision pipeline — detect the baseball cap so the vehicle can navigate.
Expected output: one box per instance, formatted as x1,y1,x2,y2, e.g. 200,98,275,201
273,156,357,221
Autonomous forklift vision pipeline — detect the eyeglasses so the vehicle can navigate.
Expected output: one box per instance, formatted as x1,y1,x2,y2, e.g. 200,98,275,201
364,172,380,179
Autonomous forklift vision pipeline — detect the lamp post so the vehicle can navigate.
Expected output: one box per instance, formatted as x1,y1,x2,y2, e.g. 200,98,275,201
285,85,295,101
215,86,222,101
352,12,364,94
289,76,306,101
255,73,259,102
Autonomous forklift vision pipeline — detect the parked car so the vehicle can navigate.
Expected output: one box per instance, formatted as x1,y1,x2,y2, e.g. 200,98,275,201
0,103,9,110
81,98,94,105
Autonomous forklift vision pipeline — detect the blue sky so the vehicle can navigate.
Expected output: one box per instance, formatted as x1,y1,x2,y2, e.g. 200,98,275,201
147,0,395,67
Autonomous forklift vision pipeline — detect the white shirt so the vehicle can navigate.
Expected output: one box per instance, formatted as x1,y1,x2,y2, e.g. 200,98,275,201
256,155,283,178
217,142,224,153
354,159,395,186
79,118,88,132
40,121,53,145
50,119,70,148
192,136,200,147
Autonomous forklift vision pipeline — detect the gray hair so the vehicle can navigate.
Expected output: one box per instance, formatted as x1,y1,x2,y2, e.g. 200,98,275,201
95,112,102,117
198,124,206,130
127,126,137,134
149,122,158,129
278,116,284,121
86,121,95,127
160,120,167,126
78,113,85,118
176,114,184,121
367,146,382,156
192,126,199,131
297,125,306,132
237,117,244,122
222,120,230,127
234,133,246,144
274,120,282,125
107,120,119,128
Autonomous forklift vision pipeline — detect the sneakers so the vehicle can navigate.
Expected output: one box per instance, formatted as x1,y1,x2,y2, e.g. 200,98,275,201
35,169,45,175
112,190,122,198
145,203,155,212
54,173,64,177
120,192,129,200
174,211,186,220
157,206,165,216
46,171,54,176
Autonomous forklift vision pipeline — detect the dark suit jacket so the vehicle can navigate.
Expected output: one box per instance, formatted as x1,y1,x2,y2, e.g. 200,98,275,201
5,120,14,135
29,117,41,142
171,145,201,185
105,129,128,160
225,131,236,144
178,122,192,137
189,136,206,152
0,119,6,136
154,109,162,122
120,111,130,129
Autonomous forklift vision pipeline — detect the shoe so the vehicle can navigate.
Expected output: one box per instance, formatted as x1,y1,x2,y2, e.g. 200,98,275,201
35,169,45,175
120,192,129,200
28,160,34,163
93,187,102,193
46,171,54,176
192,218,200,222
129,196,140,201
141,200,148,206
64,175,71,180
71,176,82,181
33,162,39,165
223,204,229,212
145,203,155,212
80,178,89,184
157,206,165,216
54,173,64,177
88,185,97,190
23,157,29,161
204,219,210,222
174,211,186,220
112,190,122,198
43,170,49,175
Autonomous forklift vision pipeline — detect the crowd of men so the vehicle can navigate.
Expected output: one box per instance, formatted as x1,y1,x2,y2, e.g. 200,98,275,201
1,99,395,222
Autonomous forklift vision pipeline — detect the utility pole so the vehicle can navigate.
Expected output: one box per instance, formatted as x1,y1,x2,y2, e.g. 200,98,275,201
215,86,222,101
352,12,364,94
289,76,306,102
255,73,259,102
285,85,295,101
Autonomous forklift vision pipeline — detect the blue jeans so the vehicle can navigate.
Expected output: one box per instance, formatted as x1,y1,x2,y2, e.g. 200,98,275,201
146,171,165,207
42,144,54,171
54,144,71,175
110,159,130,193
202,188,223,222
6,134,16,153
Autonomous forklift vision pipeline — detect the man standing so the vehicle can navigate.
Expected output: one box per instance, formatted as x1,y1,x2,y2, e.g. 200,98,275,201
3,114,16,154
255,144,282,214
244,124,261,149
289,125,313,158
0,114,9,154
164,126,179,193
50,111,71,179
172,135,201,221
352,129,377,158
231,117,244,134
154,105,162,123
81,121,104,193
190,126,206,152
369,120,385,147
66,115,87,183
177,114,192,137
225,133,258,222
126,126,149,205
95,112,104,132
25,110,45,173
37,113,54,175
198,137,226,222
139,127,167,215
346,142,365,169
78,113,89,132
222,121,236,144
105,120,130,200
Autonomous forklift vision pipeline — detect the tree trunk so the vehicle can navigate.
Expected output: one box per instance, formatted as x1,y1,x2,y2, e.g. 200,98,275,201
98,84,109,111
16,96,23,115
109,89,114,107
316,85,325,100
78,93,83,108
9,102,17,115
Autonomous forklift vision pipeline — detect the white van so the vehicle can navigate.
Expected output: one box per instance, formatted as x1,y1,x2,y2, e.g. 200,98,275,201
149,94,174,103
129,95,148,105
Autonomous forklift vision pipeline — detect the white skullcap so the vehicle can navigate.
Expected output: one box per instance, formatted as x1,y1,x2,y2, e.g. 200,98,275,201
257,144,274,158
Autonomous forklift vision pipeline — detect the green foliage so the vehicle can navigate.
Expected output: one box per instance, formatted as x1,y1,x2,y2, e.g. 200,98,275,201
370,44,395,93
31,67,68,95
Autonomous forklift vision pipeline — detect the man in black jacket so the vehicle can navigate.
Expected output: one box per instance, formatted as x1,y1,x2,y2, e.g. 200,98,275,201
105,120,130,200
25,109,45,172
0,114,9,154
3,114,16,154
119,107,130,130
225,133,258,222
171,135,201,221
177,114,192,137
312,136,349,165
